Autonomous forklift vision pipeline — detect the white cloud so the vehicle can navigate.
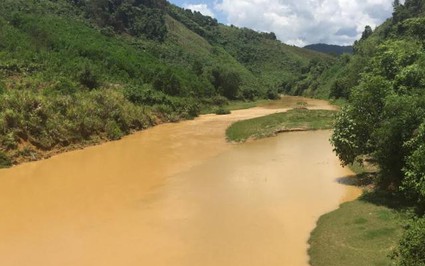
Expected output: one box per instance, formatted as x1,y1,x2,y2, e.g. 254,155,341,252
184,3,216,18
215,0,394,46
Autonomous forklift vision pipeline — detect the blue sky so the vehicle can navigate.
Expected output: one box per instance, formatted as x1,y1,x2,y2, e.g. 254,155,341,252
168,0,395,47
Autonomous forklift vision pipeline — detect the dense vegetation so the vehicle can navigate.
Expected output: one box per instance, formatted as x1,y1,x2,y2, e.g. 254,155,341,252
330,0,425,207
0,0,329,166
304,44,353,56
306,0,425,264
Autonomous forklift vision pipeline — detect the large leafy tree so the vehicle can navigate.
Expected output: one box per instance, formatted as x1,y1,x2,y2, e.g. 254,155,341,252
331,39,425,188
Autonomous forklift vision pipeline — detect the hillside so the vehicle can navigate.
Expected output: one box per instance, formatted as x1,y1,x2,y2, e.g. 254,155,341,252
304,44,353,55
325,1,425,264
0,0,329,166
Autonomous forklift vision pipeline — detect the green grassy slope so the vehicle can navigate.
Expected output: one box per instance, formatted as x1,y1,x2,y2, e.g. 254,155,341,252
309,197,405,266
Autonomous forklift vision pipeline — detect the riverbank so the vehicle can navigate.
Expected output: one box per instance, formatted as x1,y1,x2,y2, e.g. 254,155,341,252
226,109,337,142
308,191,409,266
225,96,339,142
307,162,417,266
1,96,332,169
0,99,264,169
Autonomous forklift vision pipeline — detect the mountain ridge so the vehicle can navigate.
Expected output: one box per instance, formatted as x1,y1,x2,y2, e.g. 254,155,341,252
304,43,353,55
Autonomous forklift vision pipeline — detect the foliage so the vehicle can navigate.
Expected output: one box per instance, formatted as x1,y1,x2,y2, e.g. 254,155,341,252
304,44,353,56
331,4,425,191
0,89,153,151
82,0,168,41
0,151,12,168
396,218,425,266
402,123,425,205
214,107,231,115
327,2,425,262
211,67,242,100
361,25,373,40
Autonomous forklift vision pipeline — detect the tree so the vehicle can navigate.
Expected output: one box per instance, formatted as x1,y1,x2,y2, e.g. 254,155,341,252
393,0,401,8
331,75,391,166
211,68,241,100
402,123,425,204
361,25,373,40
396,219,425,265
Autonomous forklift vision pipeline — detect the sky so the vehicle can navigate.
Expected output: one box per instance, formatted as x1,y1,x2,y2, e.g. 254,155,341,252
168,0,395,47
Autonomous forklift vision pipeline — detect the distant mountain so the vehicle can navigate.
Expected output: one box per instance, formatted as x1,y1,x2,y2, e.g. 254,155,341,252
304,44,353,55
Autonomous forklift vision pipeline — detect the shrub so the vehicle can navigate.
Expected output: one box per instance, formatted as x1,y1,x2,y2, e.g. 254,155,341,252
266,89,280,100
215,107,231,115
242,88,258,101
210,95,229,106
0,151,11,168
79,66,100,89
52,77,77,95
105,120,123,140
0,81,5,95
170,97,200,119
396,218,425,266
124,84,168,106
2,132,17,150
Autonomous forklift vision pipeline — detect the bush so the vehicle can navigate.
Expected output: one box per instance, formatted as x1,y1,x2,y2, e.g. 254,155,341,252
0,81,5,95
2,132,18,150
0,151,11,168
241,88,258,101
124,84,168,106
215,107,231,115
79,66,100,89
210,95,229,106
52,77,77,95
266,89,280,100
403,123,425,205
105,120,123,140
396,218,425,266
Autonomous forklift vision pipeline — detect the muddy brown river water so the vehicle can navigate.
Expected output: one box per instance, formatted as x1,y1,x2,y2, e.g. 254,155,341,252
0,98,361,266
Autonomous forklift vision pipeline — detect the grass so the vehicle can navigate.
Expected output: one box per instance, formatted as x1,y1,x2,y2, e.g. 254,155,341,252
226,109,337,142
200,99,268,115
308,191,413,266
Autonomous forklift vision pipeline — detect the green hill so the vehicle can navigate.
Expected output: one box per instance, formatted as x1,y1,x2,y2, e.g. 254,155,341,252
0,0,329,165
304,44,353,55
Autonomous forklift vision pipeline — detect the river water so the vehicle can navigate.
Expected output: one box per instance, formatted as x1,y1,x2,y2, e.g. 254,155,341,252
0,99,361,266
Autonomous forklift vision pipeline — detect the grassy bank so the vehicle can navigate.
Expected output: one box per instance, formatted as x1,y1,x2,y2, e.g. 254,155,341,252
200,99,264,115
308,191,414,266
226,109,337,142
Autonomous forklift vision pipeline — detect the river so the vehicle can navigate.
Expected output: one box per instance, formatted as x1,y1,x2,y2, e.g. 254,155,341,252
0,98,361,266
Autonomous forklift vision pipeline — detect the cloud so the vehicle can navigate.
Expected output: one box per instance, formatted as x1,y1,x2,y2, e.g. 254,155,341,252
184,3,216,17
335,27,358,37
214,0,394,46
